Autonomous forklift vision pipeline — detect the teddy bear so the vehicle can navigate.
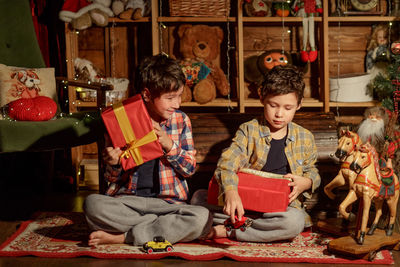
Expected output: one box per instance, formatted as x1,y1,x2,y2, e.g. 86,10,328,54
112,0,151,20
178,24,230,104
59,0,114,30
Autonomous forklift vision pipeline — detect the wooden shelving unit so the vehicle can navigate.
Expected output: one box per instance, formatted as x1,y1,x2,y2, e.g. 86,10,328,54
149,0,392,113
64,0,400,177
66,0,398,116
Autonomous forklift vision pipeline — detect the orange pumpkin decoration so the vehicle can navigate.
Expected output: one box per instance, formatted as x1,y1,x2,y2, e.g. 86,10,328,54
275,9,289,17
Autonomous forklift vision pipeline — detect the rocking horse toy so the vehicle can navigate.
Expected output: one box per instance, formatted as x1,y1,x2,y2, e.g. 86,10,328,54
343,143,400,244
327,143,400,260
324,130,362,201
323,130,400,260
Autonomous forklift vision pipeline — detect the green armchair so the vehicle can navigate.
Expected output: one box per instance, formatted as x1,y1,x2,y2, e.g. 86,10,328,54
0,0,109,193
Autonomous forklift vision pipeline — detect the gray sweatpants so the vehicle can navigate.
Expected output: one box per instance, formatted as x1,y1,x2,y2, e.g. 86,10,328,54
83,194,213,245
191,189,305,242
212,207,305,242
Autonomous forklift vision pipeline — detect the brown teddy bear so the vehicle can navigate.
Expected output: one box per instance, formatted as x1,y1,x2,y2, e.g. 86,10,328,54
178,24,230,104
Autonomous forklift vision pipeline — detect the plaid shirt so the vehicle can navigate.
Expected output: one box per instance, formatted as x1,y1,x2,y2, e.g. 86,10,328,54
104,110,196,204
214,116,321,226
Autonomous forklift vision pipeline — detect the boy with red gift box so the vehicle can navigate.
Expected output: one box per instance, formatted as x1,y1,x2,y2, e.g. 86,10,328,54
201,65,321,242
84,54,212,246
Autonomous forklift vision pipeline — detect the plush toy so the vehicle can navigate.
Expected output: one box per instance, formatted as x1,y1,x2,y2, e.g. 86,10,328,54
74,58,105,81
59,0,114,30
243,0,272,17
74,57,130,100
292,0,323,63
114,0,151,20
178,24,230,104
244,49,291,85
111,0,128,16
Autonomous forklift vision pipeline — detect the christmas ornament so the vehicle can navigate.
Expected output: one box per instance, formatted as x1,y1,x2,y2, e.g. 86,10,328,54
391,41,400,55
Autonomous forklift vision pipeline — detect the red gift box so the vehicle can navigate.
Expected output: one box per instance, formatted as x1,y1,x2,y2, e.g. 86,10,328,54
207,169,291,213
101,94,163,170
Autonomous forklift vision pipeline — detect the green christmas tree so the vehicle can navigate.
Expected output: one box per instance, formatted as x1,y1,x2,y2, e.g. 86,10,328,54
369,47,400,111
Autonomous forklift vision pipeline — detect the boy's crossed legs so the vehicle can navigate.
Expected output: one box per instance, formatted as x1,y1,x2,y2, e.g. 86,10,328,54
84,194,213,246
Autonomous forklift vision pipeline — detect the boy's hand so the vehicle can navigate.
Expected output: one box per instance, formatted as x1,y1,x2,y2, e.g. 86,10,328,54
152,120,173,153
223,190,245,223
285,174,312,203
103,147,122,166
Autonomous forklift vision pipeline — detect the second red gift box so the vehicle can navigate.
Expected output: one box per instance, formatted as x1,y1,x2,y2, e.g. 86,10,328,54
208,168,291,213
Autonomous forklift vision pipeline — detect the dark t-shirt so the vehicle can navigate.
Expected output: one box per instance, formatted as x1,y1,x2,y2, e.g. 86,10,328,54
261,135,290,175
136,158,160,197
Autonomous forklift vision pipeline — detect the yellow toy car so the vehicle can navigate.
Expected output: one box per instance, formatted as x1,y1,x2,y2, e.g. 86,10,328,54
143,236,173,254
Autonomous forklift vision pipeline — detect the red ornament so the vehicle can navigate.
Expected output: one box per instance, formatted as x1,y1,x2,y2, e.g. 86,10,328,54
391,41,400,55
8,96,57,121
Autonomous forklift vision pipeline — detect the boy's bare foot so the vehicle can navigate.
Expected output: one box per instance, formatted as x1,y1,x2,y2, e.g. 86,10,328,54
203,225,227,240
213,225,228,238
88,230,125,246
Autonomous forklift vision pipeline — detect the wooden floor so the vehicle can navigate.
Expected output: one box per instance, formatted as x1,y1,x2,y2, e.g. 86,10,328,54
0,189,399,267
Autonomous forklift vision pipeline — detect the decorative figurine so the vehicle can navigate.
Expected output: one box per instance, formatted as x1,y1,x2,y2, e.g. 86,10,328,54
292,0,323,62
342,143,399,244
365,24,391,82
324,130,362,200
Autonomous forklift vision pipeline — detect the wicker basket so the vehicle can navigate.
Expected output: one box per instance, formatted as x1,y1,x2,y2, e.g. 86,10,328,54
169,0,230,17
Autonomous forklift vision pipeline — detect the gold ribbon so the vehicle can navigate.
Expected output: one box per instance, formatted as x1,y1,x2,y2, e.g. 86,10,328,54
113,102,158,166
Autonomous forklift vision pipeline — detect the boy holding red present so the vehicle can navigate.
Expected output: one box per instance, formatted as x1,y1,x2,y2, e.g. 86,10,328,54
84,54,212,246
204,65,321,242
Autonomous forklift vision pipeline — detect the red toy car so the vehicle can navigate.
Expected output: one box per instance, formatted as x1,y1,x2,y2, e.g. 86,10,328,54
224,216,253,232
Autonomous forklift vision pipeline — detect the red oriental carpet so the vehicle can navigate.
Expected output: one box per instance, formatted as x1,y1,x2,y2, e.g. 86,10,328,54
0,212,394,264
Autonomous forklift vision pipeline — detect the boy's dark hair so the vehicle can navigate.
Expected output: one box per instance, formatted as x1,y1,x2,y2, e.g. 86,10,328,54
259,65,305,105
135,54,186,97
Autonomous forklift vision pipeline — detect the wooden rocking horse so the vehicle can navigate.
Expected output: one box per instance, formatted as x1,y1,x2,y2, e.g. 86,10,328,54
324,130,362,201
340,143,400,244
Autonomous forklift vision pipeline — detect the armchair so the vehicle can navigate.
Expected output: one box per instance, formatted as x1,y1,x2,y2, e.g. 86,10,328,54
0,0,110,192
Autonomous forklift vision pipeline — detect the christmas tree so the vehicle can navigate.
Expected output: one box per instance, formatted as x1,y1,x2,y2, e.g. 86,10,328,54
369,41,400,112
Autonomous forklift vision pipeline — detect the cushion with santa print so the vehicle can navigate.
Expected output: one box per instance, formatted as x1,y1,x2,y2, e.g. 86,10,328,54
7,96,57,121
0,63,57,108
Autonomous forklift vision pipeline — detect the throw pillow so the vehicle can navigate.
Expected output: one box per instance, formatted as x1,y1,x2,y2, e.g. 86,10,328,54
0,63,57,107
8,96,57,121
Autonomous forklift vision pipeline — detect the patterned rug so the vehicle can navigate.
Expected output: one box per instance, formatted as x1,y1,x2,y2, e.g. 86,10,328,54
0,212,394,264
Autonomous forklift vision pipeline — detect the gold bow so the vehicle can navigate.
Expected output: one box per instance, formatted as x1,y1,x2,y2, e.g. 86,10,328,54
113,102,157,166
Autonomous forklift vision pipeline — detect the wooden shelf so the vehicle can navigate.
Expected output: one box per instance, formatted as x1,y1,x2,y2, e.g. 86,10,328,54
243,17,322,23
108,17,150,23
329,101,378,107
328,16,400,22
244,98,323,108
158,17,236,22
72,101,98,108
181,98,238,107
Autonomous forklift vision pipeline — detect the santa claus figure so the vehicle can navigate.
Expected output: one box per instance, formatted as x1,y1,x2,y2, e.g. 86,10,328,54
357,107,387,155
357,107,400,172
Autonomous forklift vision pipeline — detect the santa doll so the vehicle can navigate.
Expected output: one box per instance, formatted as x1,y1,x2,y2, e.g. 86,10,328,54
357,107,400,172
292,0,323,63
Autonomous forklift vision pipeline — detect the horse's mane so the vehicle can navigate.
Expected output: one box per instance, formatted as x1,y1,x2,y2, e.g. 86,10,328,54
360,143,381,181
343,130,360,145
